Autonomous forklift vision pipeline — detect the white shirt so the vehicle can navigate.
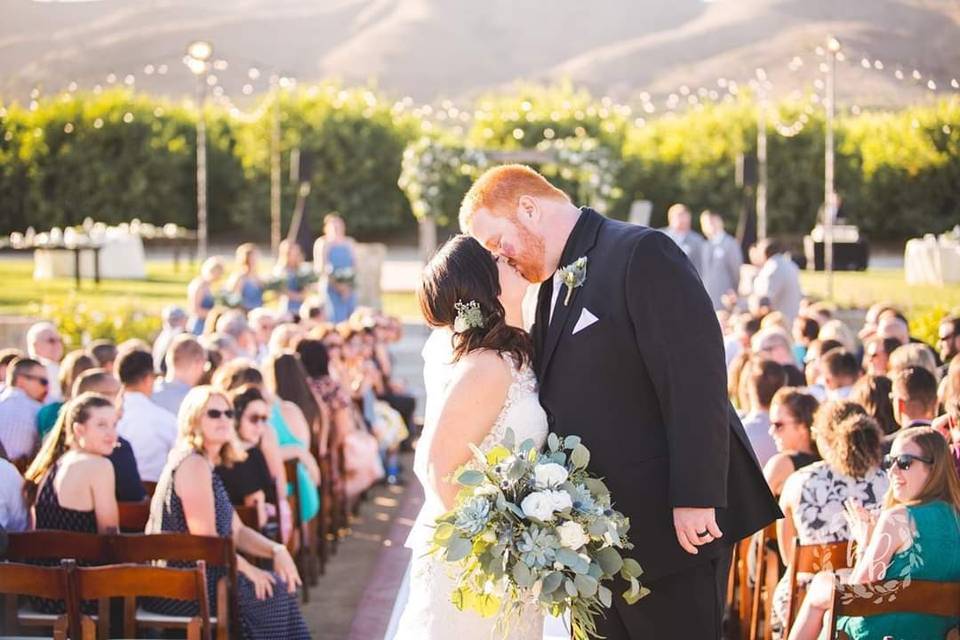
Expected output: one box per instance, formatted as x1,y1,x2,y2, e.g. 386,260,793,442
41,359,62,404
0,458,29,531
116,391,178,482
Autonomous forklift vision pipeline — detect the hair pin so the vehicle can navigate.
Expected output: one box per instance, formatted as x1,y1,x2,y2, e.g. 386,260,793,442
453,300,485,333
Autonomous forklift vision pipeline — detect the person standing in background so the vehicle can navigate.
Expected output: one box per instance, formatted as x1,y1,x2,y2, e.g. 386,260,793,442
187,257,224,336
700,210,743,311
314,213,358,323
26,322,64,403
661,203,705,275
753,239,803,323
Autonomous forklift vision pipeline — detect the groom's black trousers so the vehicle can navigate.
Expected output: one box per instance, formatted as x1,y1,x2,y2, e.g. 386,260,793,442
594,544,734,640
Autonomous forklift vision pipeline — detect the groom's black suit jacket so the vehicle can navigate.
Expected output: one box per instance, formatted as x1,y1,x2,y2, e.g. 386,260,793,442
533,208,781,592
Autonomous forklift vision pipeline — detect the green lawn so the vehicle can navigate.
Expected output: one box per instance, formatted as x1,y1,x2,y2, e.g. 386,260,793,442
2,258,958,323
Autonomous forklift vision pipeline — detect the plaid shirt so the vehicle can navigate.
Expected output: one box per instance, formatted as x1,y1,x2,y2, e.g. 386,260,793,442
0,387,41,461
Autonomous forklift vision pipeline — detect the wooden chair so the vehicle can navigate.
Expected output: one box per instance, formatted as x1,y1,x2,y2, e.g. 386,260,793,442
0,561,74,640
117,500,151,533
825,579,960,639
749,523,782,640
141,480,158,497
69,561,212,640
109,533,236,640
723,535,753,640
2,531,109,635
784,540,854,633
284,458,313,603
234,503,260,531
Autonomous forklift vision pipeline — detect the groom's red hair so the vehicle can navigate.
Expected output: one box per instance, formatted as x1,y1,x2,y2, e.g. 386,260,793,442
459,164,570,232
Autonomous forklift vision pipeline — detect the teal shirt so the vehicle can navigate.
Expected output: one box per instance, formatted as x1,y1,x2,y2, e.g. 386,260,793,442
36,402,64,441
838,500,960,640
270,402,320,523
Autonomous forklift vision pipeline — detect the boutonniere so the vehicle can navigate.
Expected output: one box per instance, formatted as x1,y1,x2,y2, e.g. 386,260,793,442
558,256,588,305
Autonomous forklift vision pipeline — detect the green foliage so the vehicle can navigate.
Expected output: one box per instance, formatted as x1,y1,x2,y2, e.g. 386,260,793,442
39,299,162,349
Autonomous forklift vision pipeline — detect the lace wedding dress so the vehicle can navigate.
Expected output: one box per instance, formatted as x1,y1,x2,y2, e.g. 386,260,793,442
393,329,548,640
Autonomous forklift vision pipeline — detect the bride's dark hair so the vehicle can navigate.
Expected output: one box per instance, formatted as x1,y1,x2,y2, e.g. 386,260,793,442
418,235,533,367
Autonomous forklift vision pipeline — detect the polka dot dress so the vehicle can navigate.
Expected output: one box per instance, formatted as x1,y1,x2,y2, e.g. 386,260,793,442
142,450,310,639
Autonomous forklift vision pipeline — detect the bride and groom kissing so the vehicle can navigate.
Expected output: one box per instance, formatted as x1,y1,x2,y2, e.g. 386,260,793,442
393,164,780,639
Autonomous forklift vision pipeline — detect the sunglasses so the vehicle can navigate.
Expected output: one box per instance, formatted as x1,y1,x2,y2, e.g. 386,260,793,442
247,413,269,425
881,453,933,471
22,373,49,386
206,408,235,420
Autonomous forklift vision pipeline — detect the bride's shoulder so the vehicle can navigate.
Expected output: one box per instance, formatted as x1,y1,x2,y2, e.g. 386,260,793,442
450,349,513,389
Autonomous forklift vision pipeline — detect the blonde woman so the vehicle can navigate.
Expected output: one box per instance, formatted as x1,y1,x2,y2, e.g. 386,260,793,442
143,386,308,639
188,256,225,335
227,243,264,311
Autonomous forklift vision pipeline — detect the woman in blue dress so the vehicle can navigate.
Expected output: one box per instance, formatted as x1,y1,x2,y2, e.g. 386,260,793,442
143,386,309,639
227,243,264,312
788,426,960,640
313,213,357,323
273,240,309,318
187,257,224,335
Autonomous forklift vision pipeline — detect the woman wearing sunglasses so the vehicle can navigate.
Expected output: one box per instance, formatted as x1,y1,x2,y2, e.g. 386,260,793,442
144,385,309,639
788,426,960,640
216,385,281,538
764,387,821,497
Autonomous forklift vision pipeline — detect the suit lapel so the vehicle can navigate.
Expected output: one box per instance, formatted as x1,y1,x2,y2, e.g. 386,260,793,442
538,208,604,380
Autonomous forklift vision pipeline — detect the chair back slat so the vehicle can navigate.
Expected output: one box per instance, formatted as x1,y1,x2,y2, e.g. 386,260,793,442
784,539,854,633
234,504,260,530
108,533,233,566
3,531,108,562
834,579,960,618
117,501,151,533
0,561,70,599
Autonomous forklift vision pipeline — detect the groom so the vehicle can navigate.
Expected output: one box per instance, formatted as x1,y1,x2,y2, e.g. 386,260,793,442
462,165,781,639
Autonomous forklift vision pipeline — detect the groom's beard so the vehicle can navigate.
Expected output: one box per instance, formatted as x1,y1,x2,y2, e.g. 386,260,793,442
513,221,548,284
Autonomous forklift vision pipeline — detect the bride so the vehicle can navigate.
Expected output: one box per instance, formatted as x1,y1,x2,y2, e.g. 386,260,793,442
393,235,548,639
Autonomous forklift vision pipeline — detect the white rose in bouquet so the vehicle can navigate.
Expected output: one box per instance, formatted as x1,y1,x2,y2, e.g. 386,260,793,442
546,489,573,512
521,491,559,521
532,462,569,489
557,521,590,550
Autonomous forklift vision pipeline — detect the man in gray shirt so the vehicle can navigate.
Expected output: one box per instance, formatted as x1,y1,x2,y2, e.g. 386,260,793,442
152,334,206,417
699,209,743,310
660,203,705,275
753,239,803,322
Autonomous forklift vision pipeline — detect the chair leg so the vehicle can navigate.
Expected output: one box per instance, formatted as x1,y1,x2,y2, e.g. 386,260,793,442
762,551,779,640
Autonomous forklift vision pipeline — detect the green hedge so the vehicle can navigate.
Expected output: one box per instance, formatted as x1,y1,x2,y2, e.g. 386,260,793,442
1,84,957,240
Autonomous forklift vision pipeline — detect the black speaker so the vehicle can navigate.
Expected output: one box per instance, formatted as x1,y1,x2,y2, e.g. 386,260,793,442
289,149,314,185
736,153,757,187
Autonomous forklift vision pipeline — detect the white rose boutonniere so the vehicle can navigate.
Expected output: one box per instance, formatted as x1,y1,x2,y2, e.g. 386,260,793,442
557,256,588,305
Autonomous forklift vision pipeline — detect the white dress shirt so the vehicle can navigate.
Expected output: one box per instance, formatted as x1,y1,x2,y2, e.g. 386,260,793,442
116,391,178,482
0,387,41,460
0,458,29,532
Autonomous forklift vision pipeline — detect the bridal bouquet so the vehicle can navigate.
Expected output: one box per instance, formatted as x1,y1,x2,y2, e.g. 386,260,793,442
429,430,648,640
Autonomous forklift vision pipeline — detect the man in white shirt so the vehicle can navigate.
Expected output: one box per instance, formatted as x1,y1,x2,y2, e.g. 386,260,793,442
153,334,206,417
699,210,743,311
0,358,47,462
752,239,802,323
115,348,177,482
26,322,64,403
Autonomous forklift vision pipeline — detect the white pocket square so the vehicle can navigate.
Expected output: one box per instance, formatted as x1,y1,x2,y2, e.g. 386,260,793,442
572,308,599,335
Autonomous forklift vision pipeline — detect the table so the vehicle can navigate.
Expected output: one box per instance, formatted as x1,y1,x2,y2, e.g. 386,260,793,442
905,235,960,285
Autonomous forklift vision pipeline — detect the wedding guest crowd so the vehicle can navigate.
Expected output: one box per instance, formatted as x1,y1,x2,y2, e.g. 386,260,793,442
0,228,414,638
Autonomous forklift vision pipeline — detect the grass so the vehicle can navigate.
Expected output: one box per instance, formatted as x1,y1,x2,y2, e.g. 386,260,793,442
2,257,958,323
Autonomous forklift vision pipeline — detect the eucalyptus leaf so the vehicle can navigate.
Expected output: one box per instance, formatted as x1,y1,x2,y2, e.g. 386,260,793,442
556,548,589,574
541,571,563,594
598,585,613,608
621,558,643,579
574,574,598,597
548,432,560,452
434,522,455,542
457,469,485,486
563,435,581,450
583,477,609,497
502,428,516,450
570,444,591,470
446,536,472,562
596,547,623,576
564,578,578,598
512,561,534,588
504,501,525,518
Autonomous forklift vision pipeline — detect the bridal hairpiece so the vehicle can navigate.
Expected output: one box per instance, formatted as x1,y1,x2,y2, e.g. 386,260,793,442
453,300,484,333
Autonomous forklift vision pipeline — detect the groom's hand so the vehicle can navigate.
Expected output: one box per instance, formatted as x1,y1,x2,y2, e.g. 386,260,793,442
673,507,722,555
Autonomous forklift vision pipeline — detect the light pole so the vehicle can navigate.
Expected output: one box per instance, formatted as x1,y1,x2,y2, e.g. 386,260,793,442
755,68,768,242
824,35,841,300
270,73,282,254
185,40,213,261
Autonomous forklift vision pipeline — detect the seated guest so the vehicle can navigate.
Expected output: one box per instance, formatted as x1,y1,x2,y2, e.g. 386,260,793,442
0,348,25,395
820,348,860,400
802,339,844,400
937,315,960,379
788,427,960,640
0,457,28,532
862,336,900,377
143,386,309,639
115,349,177,482
886,366,938,451
752,328,805,385
152,305,188,373
216,386,280,536
26,322,64,403
36,349,96,441
764,388,820,496
818,319,858,355
943,397,960,478
217,310,259,361
849,374,898,436
772,406,887,638
0,358,47,463
153,334,206,416
791,316,820,368
22,393,120,614
87,340,118,374
73,369,145,502
248,308,277,363
889,342,939,380
875,313,910,347
741,357,788,467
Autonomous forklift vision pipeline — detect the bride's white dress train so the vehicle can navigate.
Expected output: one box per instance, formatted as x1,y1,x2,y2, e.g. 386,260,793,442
392,330,548,640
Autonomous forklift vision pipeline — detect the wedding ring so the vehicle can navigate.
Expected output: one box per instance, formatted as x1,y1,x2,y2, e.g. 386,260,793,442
696,530,710,538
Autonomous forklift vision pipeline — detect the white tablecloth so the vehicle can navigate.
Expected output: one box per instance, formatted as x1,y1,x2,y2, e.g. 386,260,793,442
904,236,960,285
33,232,147,280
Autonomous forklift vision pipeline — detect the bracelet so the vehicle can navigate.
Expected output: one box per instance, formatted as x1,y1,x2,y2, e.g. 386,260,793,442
271,543,286,556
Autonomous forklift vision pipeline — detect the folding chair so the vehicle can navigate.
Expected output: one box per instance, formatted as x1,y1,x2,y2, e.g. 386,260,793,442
0,560,73,640
784,539,854,633
825,579,960,639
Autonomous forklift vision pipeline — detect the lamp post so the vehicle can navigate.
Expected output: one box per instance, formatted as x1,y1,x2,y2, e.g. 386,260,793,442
755,68,768,242
270,73,282,253
185,40,213,261
824,35,841,300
